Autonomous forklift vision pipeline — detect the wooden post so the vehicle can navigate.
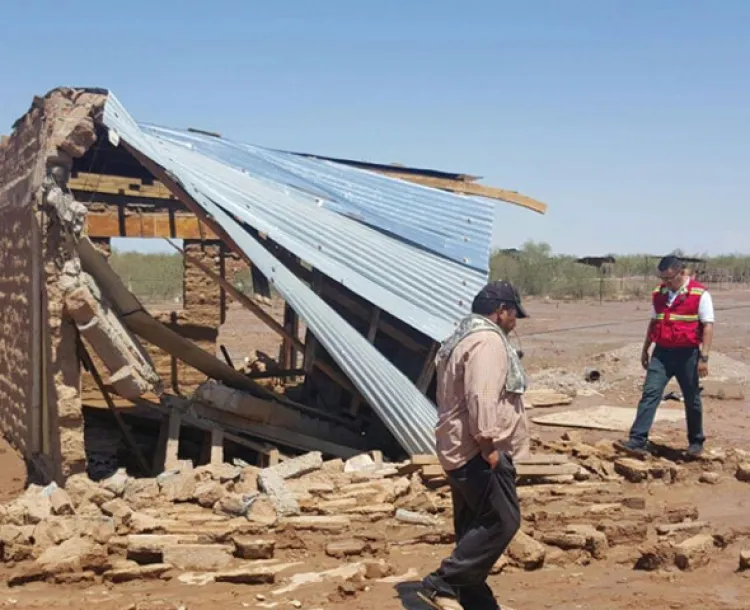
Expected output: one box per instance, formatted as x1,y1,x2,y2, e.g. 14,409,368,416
164,409,182,471
267,448,280,467
210,428,224,465
219,243,227,325
416,343,440,393
280,303,300,369
153,416,169,474
302,271,323,399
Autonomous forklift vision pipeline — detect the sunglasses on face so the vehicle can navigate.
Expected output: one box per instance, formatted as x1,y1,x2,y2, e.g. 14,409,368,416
659,271,681,283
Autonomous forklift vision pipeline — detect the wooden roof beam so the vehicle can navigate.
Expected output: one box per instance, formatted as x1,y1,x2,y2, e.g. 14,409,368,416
371,170,548,214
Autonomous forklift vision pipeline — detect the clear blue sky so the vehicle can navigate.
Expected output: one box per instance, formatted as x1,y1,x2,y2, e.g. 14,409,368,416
2,1,748,256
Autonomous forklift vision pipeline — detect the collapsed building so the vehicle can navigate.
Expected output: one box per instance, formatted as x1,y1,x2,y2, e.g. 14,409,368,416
0,87,547,484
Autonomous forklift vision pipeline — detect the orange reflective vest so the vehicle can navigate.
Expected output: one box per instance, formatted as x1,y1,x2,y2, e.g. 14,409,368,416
649,279,705,348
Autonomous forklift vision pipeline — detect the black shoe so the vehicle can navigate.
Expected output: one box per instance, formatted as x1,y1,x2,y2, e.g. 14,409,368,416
416,591,462,610
686,443,704,458
614,438,649,457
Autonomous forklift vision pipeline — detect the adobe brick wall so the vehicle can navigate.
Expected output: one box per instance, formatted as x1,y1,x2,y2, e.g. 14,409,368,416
0,104,45,461
0,88,107,482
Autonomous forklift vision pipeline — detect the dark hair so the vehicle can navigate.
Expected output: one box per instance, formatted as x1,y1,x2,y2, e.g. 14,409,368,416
658,255,685,273
471,296,513,316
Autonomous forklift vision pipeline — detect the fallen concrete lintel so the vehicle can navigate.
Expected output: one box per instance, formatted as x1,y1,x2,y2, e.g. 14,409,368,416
62,264,161,399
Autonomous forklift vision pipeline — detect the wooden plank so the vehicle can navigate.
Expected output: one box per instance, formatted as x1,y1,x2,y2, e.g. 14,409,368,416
516,454,570,466
517,463,580,477
419,460,578,480
374,171,548,214
420,464,446,479
70,172,176,200
525,390,574,408
85,211,219,239
411,454,440,466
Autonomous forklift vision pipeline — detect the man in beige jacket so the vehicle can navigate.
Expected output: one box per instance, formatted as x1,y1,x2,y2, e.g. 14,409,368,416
419,280,530,610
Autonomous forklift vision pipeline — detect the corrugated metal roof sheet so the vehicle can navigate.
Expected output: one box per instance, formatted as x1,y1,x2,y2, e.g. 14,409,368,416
101,94,441,455
101,100,494,343
141,124,496,274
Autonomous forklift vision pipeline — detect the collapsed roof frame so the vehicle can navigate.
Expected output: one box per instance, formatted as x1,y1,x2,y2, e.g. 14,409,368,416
0,86,549,471
94,92,550,457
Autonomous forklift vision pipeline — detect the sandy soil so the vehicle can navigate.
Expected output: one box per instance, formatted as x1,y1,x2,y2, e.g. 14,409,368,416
1,290,749,609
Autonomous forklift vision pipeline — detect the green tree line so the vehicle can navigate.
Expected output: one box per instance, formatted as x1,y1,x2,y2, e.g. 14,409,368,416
108,244,750,305
490,241,750,300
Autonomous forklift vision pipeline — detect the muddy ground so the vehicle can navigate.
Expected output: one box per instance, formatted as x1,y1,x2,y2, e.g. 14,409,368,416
1,289,749,609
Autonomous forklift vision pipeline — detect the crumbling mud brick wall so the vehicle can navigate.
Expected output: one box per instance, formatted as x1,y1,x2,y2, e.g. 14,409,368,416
0,105,45,461
223,247,251,300
0,88,108,482
40,90,108,481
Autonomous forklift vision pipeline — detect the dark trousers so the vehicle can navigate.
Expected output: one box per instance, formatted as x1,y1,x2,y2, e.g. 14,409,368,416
629,346,705,447
423,453,521,610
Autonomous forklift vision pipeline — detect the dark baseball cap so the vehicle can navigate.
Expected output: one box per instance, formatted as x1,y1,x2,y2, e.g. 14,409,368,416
474,280,529,318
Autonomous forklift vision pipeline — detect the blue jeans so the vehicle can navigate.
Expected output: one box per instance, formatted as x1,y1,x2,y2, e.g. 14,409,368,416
422,453,521,610
629,346,705,447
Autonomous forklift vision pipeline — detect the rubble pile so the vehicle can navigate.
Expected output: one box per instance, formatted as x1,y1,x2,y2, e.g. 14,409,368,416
1,437,749,596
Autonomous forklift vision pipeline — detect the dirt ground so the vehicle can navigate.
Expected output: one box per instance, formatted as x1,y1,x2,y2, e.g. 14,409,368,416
1,289,749,609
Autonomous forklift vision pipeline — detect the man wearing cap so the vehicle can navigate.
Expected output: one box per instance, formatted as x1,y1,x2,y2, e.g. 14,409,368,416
618,255,715,457
419,280,530,610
